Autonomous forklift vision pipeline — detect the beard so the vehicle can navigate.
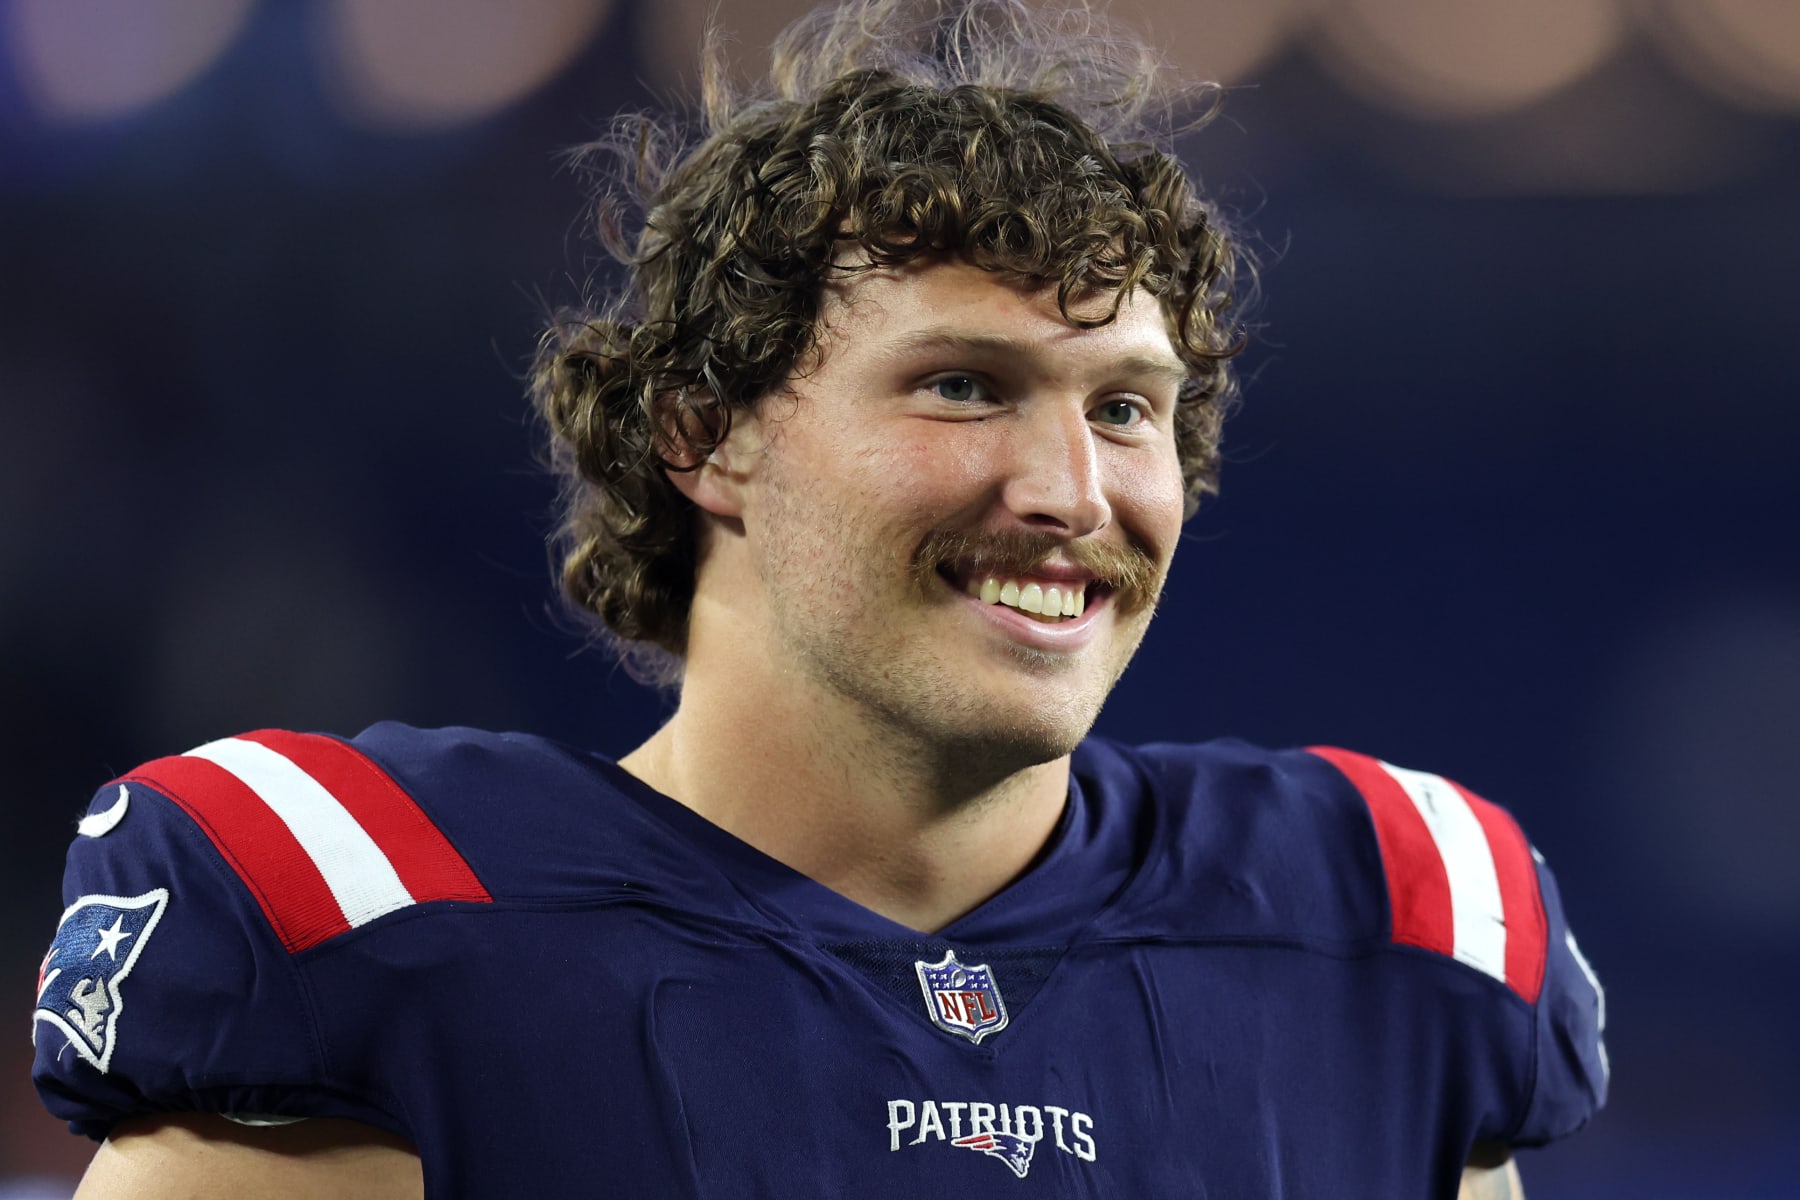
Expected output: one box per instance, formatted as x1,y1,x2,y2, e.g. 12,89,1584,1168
754,501,1168,797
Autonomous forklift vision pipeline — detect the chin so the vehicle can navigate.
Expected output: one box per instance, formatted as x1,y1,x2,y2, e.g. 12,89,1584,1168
922,700,1099,783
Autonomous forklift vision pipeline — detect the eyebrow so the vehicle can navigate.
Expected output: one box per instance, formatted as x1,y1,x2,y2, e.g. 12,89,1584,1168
879,329,1191,388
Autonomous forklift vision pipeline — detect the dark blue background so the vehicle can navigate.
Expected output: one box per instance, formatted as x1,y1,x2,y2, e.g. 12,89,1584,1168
3,2,1796,1193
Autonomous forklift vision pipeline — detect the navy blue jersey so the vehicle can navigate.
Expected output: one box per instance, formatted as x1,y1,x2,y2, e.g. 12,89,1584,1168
32,725,1607,1197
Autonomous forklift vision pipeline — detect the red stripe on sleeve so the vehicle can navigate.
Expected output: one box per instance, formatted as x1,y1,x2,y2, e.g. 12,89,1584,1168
125,755,350,954
1453,780,1548,1004
238,730,491,906
1307,746,1455,959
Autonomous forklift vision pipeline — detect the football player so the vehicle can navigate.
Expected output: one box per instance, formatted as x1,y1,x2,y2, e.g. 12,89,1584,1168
36,2,1606,1196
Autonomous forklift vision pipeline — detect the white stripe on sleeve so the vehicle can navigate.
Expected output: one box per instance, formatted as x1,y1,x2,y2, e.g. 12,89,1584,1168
1565,929,1611,1086
1378,761,1507,984
185,736,415,928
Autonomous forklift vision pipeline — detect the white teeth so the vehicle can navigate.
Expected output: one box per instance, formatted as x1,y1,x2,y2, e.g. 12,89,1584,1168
967,575,1088,621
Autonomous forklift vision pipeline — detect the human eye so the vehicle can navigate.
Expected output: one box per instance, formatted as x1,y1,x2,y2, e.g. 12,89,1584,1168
926,374,994,405
1091,397,1147,428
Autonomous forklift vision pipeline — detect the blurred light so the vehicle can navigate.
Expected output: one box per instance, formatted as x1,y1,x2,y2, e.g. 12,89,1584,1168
642,0,817,94
1310,0,1625,121
5,0,255,124
1359,48,1774,195
1109,0,1307,85
649,0,1302,96
1649,0,1800,113
317,0,613,130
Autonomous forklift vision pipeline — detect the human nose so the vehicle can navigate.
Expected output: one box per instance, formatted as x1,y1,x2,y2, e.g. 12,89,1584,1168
999,401,1111,537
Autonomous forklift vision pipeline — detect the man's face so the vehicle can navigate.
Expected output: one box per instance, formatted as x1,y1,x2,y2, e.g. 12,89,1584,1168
717,258,1189,776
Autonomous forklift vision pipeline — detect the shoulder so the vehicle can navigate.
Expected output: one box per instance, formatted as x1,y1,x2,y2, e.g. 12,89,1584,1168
107,724,523,953
1305,740,1609,1138
59,722,694,950
1094,738,1549,1000
33,722,638,1139
33,727,502,1138
1081,737,1398,947
1303,744,1549,1004
69,719,758,946
1094,737,1609,1143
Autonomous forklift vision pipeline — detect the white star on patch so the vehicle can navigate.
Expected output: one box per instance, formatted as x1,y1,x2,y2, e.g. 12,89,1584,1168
91,915,133,961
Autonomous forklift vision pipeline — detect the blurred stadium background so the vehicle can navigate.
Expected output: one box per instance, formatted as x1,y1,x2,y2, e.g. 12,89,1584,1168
2,0,1797,1194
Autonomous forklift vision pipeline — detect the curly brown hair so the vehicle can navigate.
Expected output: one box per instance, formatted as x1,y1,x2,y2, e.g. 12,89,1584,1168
532,0,1249,670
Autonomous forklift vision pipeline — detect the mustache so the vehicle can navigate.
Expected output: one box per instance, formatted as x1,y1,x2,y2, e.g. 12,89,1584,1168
912,530,1164,616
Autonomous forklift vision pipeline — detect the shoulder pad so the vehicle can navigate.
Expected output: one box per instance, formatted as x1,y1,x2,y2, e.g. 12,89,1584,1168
124,729,491,953
1307,745,1546,1003
33,732,426,1137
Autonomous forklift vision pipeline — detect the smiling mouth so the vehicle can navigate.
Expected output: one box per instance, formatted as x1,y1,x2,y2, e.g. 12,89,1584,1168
936,566,1108,624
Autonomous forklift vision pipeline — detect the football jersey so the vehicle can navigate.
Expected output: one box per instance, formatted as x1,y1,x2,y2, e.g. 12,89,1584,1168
32,724,1607,1197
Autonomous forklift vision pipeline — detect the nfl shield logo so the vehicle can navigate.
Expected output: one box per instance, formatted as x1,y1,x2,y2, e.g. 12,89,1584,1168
914,949,1009,1043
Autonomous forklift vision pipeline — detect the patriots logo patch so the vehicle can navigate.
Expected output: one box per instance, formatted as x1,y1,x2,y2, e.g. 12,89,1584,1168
33,890,169,1072
953,1131,1037,1178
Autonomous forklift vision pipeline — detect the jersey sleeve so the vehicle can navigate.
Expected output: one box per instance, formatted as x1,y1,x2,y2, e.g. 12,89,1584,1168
29,730,479,1141
1306,746,1609,1146
1514,848,1609,1144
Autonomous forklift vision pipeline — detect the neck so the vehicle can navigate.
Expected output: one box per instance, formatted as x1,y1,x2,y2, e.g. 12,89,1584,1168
620,602,1071,934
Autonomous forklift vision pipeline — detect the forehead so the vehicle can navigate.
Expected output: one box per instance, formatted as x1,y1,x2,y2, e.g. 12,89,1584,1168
815,258,1184,380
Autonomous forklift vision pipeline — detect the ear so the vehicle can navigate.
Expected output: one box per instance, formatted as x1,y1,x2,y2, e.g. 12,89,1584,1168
659,391,760,521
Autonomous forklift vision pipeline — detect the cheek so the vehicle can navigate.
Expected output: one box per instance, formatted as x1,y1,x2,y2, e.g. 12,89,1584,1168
1109,447,1187,558
861,430,991,514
